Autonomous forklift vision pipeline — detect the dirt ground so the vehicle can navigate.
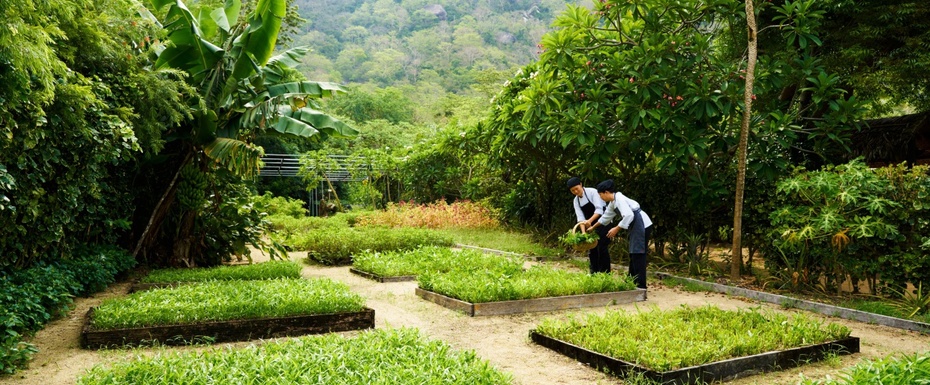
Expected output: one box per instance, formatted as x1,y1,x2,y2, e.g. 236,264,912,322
2,249,929,385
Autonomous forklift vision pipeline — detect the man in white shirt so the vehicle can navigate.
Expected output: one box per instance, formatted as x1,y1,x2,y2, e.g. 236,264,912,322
567,177,613,274
588,179,653,289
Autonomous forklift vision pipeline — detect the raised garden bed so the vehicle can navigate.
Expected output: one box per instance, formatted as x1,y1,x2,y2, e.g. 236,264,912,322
415,287,645,316
81,307,375,349
530,331,858,384
78,328,513,385
349,267,417,282
532,305,858,384
83,278,369,348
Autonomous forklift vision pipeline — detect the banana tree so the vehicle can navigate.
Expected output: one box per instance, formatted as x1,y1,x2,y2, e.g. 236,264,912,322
133,0,355,265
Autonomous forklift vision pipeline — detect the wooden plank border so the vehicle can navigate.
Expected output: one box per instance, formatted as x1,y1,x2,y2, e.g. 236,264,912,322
530,331,859,384
80,307,375,349
415,288,646,316
348,267,417,282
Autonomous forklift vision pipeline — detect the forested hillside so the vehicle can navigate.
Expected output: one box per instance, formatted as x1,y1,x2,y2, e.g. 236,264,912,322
290,0,581,95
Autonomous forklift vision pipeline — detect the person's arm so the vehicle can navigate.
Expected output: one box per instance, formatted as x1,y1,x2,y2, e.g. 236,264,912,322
592,199,617,229
616,195,635,230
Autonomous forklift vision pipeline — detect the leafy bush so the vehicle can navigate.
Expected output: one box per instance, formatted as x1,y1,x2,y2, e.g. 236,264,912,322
535,305,851,372
0,245,135,373
78,328,513,385
91,278,365,330
800,352,930,385
289,227,454,265
763,160,930,295
253,192,308,218
141,260,302,283
356,200,500,229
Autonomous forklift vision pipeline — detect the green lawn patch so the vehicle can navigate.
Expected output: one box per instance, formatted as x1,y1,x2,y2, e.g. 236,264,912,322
77,328,513,385
91,278,365,329
535,305,852,372
140,260,301,283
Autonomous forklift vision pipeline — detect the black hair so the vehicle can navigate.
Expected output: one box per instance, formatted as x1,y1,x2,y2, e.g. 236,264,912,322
565,177,581,188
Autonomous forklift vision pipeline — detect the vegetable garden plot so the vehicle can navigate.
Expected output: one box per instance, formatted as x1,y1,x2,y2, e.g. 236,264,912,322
81,278,372,348
532,306,859,385
78,328,513,385
415,266,642,316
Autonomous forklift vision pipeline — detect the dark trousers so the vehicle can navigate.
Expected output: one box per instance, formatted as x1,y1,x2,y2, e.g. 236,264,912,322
589,225,612,274
628,226,652,289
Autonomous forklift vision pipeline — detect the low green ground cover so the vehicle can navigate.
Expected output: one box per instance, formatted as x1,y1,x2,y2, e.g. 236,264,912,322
419,264,638,303
436,228,561,257
140,260,302,283
289,226,454,265
77,328,513,385
1,245,135,374
799,352,930,384
535,305,852,372
91,278,365,329
352,246,519,278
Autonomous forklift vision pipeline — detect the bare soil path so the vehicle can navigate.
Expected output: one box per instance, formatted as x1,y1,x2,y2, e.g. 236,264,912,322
2,251,929,385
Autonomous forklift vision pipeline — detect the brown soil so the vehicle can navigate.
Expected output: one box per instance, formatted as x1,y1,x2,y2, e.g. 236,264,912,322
2,249,929,385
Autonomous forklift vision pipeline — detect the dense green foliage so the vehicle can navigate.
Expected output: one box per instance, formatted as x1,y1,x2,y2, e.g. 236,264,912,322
535,305,851,372
91,278,364,329
418,261,637,303
764,160,930,296
78,328,513,385
141,260,302,283
799,352,930,385
0,246,135,373
0,0,190,268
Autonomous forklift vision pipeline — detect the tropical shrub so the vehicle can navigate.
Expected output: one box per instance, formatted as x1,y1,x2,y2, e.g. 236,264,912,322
253,192,308,218
77,328,513,385
535,305,851,372
764,160,930,295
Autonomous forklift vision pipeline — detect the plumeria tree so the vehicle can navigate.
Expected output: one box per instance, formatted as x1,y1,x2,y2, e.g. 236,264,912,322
485,0,865,264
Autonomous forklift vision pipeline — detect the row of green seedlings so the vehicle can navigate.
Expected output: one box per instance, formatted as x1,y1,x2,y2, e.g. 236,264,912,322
92,261,364,330
354,246,637,303
535,305,852,373
78,328,513,385
800,351,930,384
287,225,455,265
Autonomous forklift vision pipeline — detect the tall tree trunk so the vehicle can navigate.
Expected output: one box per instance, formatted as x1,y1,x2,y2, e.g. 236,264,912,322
132,151,192,261
732,0,758,281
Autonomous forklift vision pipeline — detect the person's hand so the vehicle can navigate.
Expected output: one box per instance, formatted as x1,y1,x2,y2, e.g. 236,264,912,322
578,222,588,232
607,227,620,239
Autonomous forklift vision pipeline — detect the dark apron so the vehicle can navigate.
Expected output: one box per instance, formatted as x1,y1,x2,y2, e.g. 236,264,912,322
616,207,647,254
